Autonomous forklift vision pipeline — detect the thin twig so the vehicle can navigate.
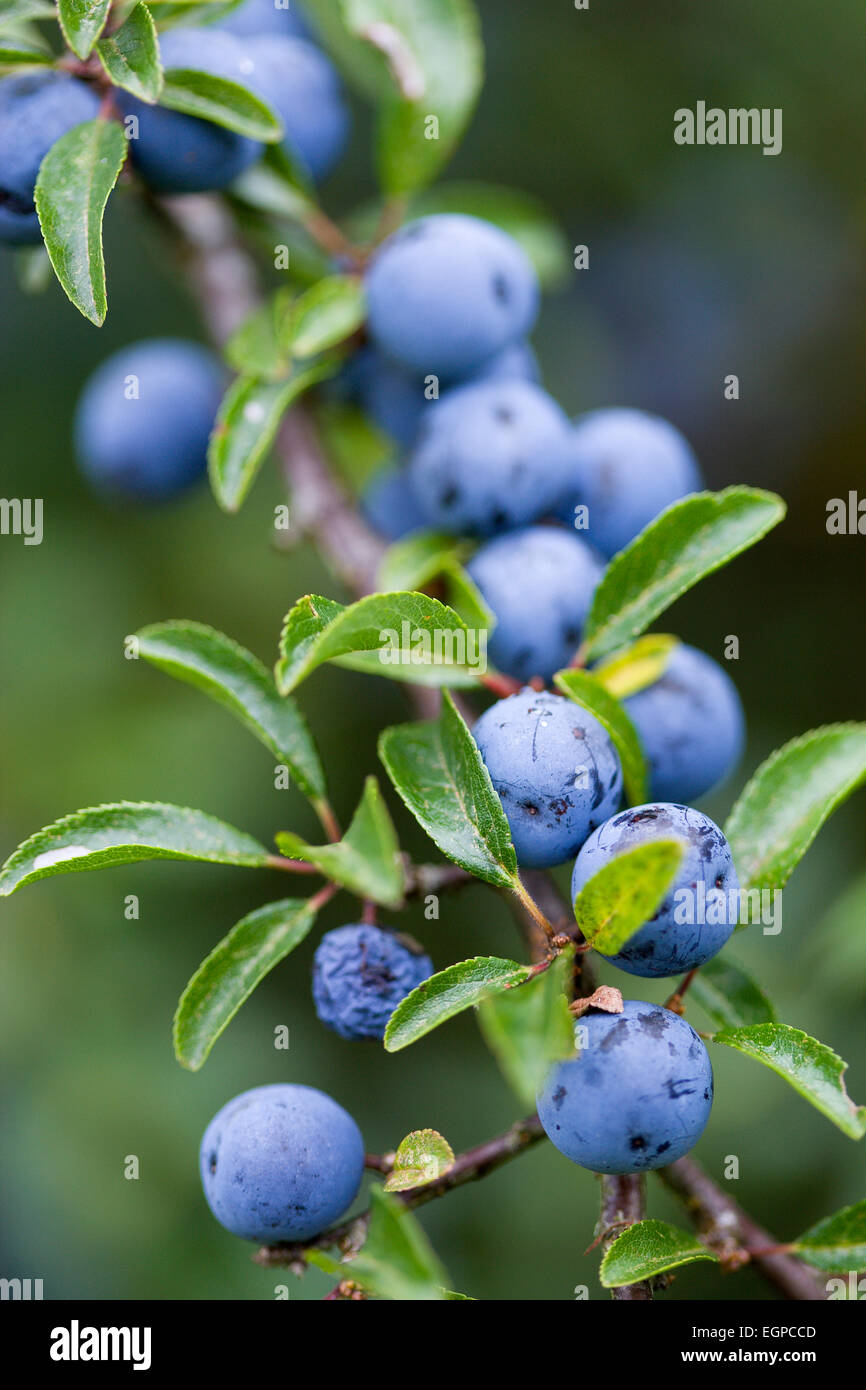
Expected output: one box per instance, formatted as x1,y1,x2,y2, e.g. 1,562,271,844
598,1175,654,1301
265,854,320,874
254,1114,545,1269
664,967,698,1014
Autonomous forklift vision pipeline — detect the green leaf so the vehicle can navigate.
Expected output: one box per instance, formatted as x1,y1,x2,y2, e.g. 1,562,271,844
410,180,570,289
791,1201,866,1272
592,634,680,700
209,360,335,512
0,0,56,26
34,117,127,326
173,897,318,1070
95,3,163,104
376,532,491,632
135,619,326,802
0,801,270,895
579,488,786,664
377,530,465,593
225,290,294,380
724,724,866,892
690,956,777,1031
0,41,51,62
574,839,684,956
145,0,241,26
384,956,531,1052
378,691,518,888
281,274,366,359
57,0,112,58
442,560,493,631
276,775,404,907
160,67,283,141
384,1129,455,1191
478,948,575,1105
230,158,316,224
349,1187,449,1300
713,1023,866,1139
554,667,646,805
600,1220,718,1288
338,0,483,196
276,592,479,694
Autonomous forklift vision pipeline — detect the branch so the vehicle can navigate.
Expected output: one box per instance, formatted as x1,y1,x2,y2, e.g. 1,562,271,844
598,1175,654,1301
161,194,260,343
403,860,475,897
254,1113,545,1270
657,1155,827,1301
278,408,386,597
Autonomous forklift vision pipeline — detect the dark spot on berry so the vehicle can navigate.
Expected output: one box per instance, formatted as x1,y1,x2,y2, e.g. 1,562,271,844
494,405,514,424
636,1009,668,1036
492,272,510,303
655,1141,671,1155
552,1085,567,1111
440,485,459,508
489,508,508,528
629,1135,647,1151
208,1152,217,1175
665,1077,697,1099
521,801,539,816
562,625,580,646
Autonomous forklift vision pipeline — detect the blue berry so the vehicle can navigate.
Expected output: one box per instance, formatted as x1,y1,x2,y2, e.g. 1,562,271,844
200,1084,364,1242
554,408,702,557
313,924,433,1040
0,72,100,244
366,214,539,379
355,340,540,448
361,467,428,541
74,339,224,501
473,689,623,869
622,643,745,804
537,999,714,1173
571,802,740,978
407,378,570,536
217,0,311,39
244,36,348,182
467,526,602,683
121,29,261,194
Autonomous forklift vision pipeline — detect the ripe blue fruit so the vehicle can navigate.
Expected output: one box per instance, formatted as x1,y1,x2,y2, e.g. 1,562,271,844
467,526,602,684
200,1084,364,1242
361,467,428,541
121,29,262,193
244,36,348,182
622,643,745,804
537,999,713,1173
366,214,540,379
407,378,570,536
554,407,702,557
313,924,433,1040
355,340,539,448
218,0,310,39
473,689,623,869
0,72,100,244
571,802,740,978
74,339,224,501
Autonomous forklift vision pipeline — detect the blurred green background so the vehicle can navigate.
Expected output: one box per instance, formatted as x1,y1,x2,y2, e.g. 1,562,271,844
1,0,864,1301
